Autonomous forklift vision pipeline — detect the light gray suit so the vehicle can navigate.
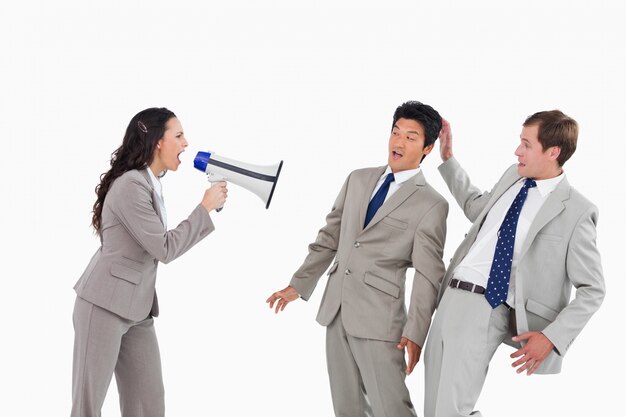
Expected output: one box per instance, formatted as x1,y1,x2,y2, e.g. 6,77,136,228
424,157,605,417
72,169,214,417
290,166,448,417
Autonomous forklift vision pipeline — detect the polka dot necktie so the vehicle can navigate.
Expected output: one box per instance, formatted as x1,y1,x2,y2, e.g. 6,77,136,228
364,173,395,228
485,178,537,308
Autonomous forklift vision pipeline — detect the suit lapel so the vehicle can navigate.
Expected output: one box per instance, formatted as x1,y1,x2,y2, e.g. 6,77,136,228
359,166,387,228
514,178,570,335
361,169,423,233
139,169,165,227
463,170,522,246
519,177,570,259
479,171,523,228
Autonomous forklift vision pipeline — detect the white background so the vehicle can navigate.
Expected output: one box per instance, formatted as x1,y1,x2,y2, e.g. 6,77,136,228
1,1,624,416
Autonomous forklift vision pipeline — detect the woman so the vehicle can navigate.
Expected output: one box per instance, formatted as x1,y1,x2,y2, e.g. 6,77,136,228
71,107,226,417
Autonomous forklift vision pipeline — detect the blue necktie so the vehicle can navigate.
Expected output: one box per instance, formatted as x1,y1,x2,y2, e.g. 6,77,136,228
485,178,537,308
364,173,395,228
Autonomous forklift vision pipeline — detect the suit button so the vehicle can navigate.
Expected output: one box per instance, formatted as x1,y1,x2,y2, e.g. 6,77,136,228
354,242,360,248
345,269,351,275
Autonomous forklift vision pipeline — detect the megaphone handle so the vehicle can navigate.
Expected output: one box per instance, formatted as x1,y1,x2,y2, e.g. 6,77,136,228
207,177,225,213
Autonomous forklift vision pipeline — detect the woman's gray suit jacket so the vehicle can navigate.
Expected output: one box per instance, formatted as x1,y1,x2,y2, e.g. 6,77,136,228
74,169,214,321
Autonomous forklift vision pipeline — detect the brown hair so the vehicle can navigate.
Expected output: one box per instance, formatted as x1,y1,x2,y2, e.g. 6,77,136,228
92,107,176,234
523,110,578,166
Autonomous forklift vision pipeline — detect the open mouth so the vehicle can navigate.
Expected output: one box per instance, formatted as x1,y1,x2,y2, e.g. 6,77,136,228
391,150,403,160
177,150,184,163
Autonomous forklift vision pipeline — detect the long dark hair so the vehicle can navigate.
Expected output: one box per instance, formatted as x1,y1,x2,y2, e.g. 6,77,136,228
92,107,176,234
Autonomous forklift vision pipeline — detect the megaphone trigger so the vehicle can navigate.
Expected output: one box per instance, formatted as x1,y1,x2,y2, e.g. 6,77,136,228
206,170,227,183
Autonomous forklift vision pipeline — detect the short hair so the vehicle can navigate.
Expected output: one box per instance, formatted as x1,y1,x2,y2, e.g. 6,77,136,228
523,110,578,166
392,101,442,148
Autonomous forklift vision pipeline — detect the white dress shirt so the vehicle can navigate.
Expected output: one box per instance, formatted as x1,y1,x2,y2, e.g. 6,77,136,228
370,166,421,202
147,168,167,228
453,173,565,305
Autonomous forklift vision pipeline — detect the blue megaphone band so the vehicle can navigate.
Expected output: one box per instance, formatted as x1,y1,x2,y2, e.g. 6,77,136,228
193,151,212,172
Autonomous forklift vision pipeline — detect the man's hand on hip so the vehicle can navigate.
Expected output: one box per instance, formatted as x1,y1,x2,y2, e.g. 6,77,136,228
510,331,554,375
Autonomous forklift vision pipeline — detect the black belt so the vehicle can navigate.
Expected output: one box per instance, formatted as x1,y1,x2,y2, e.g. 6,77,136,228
449,278,485,294
449,279,514,310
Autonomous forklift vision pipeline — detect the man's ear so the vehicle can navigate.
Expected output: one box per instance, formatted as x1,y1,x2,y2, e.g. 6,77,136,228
548,146,561,161
423,143,435,156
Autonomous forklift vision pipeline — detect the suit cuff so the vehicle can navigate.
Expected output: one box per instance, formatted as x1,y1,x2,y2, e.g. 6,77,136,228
289,277,312,301
191,204,215,237
540,326,565,356
402,322,427,348
438,156,460,174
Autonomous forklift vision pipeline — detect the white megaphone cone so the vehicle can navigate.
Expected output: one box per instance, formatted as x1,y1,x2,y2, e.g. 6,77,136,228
193,151,283,210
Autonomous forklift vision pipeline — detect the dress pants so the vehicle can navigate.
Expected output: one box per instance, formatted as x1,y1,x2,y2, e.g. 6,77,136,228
71,296,165,417
326,309,417,417
424,287,512,417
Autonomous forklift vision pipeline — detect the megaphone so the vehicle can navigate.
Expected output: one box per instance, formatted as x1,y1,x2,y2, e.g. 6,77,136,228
193,151,283,210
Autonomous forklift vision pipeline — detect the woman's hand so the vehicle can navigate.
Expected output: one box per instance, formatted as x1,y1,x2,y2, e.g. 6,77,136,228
201,181,228,212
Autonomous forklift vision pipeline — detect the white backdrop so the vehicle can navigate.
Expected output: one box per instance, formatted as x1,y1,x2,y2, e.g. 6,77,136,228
1,1,624,416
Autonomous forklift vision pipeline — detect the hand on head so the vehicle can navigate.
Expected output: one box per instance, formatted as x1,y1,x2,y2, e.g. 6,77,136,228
439,118,453,161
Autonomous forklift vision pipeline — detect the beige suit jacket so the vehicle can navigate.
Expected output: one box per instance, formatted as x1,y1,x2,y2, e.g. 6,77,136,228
74,169,214,321
438,157,605,374
290,166,448,347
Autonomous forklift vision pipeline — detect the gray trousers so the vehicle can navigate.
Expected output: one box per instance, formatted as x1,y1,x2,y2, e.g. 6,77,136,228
326,310,417,417
424,287,512,417
71,296,165,417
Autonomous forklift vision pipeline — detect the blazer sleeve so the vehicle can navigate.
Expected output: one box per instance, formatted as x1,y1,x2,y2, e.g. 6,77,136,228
403,199,448,347
289,174,350,301
438,156,507,223
541,205,606,355
108,174,215,264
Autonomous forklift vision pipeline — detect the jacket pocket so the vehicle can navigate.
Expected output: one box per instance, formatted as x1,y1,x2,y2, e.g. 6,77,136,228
381,216,408,230
110,263,142,285
364,272,400,298
526,299,559,321
535,233,562,242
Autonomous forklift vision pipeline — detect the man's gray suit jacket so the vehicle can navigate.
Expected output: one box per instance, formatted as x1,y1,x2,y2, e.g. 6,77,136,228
74,169,214,321
290,166,448,347
438,157,605,374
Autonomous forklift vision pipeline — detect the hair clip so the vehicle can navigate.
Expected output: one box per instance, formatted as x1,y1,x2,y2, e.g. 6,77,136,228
137,121,148,133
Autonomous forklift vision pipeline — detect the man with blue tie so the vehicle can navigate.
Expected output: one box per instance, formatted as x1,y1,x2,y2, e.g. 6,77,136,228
424,111,605,417
267,101,449,417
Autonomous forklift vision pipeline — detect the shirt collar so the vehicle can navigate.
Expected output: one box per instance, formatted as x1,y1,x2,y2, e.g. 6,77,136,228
382,166,421,185
147,168,163,197
523,171,565,198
